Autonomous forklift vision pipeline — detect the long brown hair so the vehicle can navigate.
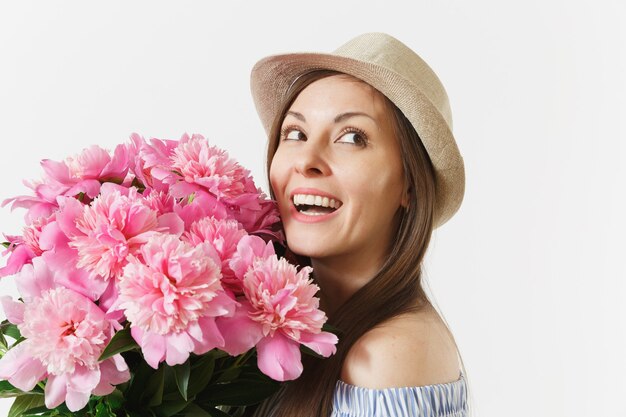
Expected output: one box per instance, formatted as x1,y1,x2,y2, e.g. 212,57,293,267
259,70,466,417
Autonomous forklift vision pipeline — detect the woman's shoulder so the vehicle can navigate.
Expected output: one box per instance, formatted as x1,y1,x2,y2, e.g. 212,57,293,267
340,305,461,389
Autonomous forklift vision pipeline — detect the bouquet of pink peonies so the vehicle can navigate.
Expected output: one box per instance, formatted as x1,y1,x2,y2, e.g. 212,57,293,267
0,133,338,417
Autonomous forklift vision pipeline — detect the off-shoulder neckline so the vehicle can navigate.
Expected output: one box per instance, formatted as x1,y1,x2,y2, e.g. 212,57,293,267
336,370,465,392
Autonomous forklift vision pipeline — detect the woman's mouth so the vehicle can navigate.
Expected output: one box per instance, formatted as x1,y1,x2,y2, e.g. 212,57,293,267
292,193,343,216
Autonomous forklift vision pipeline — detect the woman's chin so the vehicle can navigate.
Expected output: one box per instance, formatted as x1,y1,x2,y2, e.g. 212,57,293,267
285,239,331,261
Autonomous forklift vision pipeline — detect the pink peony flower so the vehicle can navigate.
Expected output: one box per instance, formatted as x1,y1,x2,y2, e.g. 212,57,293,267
247,256,337,380
218,239,337,381
1,179,64,225
0,287,129,411
118,234,236,368
127,133,178,191
2,144,130,226
68,185,159,280
38,212,110,301
168,134,253,201
61,144,129,186
230,195,283,242
183,217,247,293
20,289,110,374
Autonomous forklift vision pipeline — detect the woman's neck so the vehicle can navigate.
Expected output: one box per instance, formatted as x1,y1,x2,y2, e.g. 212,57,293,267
310,253,385,317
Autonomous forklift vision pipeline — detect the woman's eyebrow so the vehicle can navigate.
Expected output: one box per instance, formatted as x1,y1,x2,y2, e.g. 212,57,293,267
285,111,376,124
286,111,306,121
333,112,376,123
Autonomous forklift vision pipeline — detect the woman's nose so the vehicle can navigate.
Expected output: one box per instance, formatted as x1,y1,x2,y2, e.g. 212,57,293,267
294,139,330,177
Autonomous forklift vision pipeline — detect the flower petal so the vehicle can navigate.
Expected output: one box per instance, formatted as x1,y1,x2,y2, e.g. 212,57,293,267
66,179,102,199
215,303,263,356
65,388,91,412
202,291,237,317
67,364,101,392
229,235,275,280
44,374,68,410
52,197,84,240
190,317,225,355
256,333,303,381
14,257,55,302
0,244,35,278
156,212,185,236
40,159,71,185
164,332,194,366
0,343,47,391
132,327,165,369
64,365,100,411
93,355,130,396
0,296,24,324
299,331,338,358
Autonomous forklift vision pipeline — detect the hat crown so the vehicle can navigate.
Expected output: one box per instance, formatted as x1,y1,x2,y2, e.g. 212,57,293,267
334,33,452,129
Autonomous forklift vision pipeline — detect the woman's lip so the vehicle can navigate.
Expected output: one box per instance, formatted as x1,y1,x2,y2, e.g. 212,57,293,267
288,201,341,223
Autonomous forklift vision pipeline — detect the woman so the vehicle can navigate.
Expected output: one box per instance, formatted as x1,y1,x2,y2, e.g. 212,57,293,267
250,33,469,417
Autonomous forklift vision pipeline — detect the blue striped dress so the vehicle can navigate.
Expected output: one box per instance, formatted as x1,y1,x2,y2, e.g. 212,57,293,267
331,371,467,417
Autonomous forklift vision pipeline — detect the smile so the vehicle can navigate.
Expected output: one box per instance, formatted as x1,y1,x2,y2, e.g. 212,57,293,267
292,193,343,216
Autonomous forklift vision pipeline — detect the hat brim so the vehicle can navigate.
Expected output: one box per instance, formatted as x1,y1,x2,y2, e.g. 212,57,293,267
250,52,465,229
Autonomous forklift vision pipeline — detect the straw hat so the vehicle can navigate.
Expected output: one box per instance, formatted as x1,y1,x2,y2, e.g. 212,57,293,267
250,32,465,229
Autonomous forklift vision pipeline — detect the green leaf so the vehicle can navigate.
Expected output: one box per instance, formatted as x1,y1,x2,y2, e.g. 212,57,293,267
173,361,190,401
104,388,124,411
214,366,242,384
187,354,215,397
200,378,280,407
98,327,139,361
0,392,25,399
230,407,246,417
0,380,24,398
94,401,116,417
8,394,45,417
152,398,190,417
1,321,22,341
0,389,42,399
0,330,8,350
211,350,229,360
179,404,213,417
125,360,155,407
2,242,11,249
181,404,240,417
21,405,52,415
206,407,234,417
146,365,165,407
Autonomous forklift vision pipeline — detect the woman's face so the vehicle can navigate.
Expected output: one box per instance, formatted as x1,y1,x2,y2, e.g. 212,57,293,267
269,74,406,264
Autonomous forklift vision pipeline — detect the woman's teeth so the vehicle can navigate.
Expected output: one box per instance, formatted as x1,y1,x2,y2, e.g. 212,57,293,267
293,194,342,215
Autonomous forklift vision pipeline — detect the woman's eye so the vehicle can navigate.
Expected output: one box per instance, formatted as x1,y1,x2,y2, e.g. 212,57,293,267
282,128,306,141
336,131,367,146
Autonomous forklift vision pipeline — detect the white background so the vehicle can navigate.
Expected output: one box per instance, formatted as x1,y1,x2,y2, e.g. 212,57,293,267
1,1,624,416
